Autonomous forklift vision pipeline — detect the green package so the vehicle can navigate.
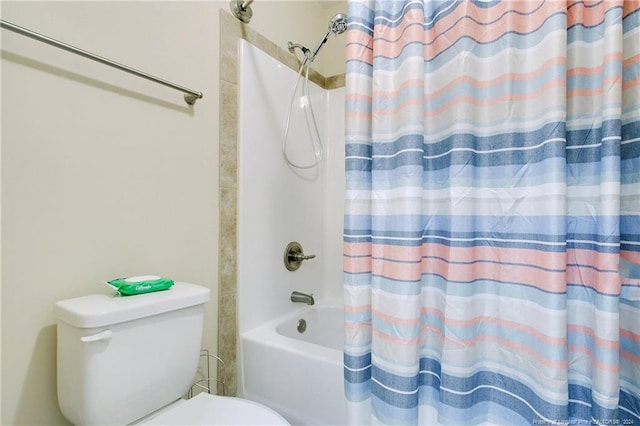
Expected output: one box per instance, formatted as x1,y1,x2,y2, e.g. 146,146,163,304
107,275,174,296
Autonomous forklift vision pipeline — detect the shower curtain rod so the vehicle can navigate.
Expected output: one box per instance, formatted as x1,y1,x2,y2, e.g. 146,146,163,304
0,19,203,105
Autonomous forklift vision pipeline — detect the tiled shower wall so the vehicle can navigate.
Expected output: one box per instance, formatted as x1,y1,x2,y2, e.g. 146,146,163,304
217,10,344,396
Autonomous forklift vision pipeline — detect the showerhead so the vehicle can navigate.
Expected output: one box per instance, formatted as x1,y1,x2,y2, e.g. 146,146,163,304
307,12,347,63
329,13,348,35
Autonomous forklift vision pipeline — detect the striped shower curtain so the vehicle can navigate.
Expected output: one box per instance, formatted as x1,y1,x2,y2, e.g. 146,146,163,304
343,1,640,425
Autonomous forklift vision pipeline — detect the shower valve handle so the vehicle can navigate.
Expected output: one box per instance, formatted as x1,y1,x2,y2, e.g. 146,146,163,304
284,241,316,271
292,253,316,261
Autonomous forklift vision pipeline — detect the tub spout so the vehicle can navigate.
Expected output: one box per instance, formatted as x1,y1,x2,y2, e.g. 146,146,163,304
291,291,314,305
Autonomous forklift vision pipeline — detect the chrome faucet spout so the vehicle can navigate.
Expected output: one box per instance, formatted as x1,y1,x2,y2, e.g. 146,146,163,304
291,291,315,305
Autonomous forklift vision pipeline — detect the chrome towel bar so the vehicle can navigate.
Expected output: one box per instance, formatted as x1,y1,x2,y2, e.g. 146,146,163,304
1,19,203,105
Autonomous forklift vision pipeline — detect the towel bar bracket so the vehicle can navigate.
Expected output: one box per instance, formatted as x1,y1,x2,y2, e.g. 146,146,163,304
184,93,203,106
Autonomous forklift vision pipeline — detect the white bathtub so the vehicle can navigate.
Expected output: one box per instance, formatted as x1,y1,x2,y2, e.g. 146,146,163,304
239,304,347,425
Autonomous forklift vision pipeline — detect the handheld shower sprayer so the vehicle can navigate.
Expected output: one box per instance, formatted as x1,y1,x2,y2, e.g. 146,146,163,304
306,13,348,64
282,12,347,169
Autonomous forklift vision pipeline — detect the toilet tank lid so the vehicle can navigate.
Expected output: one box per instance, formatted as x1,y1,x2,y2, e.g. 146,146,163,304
54,282,210,328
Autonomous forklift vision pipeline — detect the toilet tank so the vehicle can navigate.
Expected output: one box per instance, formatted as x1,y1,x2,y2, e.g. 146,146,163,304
55,282,210,425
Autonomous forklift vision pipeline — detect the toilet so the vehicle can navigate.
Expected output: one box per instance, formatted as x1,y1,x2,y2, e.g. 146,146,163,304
54,282,289,425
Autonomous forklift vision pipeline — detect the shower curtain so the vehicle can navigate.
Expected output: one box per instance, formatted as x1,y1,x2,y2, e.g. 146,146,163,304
343,1,640,425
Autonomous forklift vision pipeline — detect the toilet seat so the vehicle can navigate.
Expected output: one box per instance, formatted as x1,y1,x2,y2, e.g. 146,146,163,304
141,393,290,425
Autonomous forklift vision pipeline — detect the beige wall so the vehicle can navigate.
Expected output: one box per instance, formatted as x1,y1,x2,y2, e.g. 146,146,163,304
1,1,344,424
1,2,220,424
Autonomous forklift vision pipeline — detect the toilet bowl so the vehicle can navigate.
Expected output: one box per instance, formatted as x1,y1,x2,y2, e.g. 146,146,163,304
55,281,289,425
141,393,289,425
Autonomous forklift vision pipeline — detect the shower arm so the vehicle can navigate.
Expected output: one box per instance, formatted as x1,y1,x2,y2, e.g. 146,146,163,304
287,42,311,66
230,0,254,23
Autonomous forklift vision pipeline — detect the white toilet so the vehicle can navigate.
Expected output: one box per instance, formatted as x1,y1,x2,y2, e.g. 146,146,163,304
54,282,289,425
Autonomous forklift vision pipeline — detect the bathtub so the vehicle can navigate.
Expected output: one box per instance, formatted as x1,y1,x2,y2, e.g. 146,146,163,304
239,304,347,425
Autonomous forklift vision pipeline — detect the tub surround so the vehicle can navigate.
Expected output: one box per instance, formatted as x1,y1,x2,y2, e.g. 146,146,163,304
218,9,345,397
